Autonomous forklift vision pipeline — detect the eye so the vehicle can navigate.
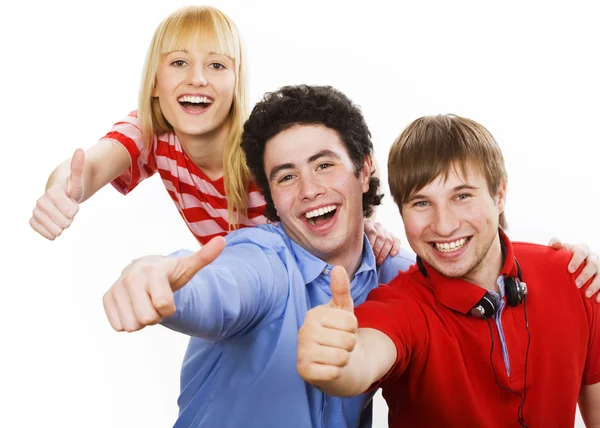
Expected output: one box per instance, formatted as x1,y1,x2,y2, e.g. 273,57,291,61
413,201,429,208
208,62,226,70
278,174,295,184
316,163,333,171
456,193,472,201
170,60,187,67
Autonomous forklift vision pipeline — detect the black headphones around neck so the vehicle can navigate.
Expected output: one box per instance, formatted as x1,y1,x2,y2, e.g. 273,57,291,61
472,258,528,319
415,255,528,319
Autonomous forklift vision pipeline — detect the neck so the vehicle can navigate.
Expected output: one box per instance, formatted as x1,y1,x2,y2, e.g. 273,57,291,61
462,233,504,294
324,229,365,279
175,123,229,180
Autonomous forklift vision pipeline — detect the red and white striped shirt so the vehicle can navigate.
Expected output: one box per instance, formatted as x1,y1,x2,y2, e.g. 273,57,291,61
102,111,268,244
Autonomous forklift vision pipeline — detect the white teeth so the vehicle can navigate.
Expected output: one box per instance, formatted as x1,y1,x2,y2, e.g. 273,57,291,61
304,205,336,219
178,95,213,104
434,238,467,252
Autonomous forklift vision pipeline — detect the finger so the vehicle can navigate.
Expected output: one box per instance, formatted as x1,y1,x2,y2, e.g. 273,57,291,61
47,187,80,219
587,272,600,299
376,235,394,265
111,281,144,332
298,362,343,383
548,237,563,250
370,223,386,259
329,266,353,311
567,244,589,274
147,270,176,318
298,344,351,367
309,326,357,351
31,207,64,238
319,309,358,332
169,236,226,291
66,149,85,201
579,254,599,296
390,236,401,257
125,274,165,326
35,195,76,230
29,216,55,240
103,289,123,331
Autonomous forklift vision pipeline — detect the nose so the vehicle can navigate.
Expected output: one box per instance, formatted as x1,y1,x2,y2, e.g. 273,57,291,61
298,174,325,201
431,205,460,237
188,63,207,87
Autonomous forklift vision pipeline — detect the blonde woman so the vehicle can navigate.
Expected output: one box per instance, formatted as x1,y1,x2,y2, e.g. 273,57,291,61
29,5,403,262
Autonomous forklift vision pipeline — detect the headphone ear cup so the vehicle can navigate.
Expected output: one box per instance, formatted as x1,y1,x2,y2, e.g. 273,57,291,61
470,292,500,319
505,276,522,307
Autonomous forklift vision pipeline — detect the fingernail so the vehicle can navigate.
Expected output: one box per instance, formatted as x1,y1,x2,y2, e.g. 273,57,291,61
391,250,398,256
586,290,593,298
576,280,583,288
568,265,576,273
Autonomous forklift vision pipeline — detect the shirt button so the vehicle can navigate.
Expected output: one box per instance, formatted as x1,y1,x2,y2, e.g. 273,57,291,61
322,268,330,275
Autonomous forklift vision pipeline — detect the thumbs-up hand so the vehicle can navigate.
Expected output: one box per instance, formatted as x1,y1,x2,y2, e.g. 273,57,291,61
103,236,226,332
297,266,358,385
30,149,86,240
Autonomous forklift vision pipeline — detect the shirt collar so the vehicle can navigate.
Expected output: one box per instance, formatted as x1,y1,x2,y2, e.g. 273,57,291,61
284,229,376,286
418,228,518,314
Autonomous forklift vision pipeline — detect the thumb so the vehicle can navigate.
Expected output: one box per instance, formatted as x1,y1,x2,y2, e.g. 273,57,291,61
329,266,354,312
66,149,85,201
169,236,227,291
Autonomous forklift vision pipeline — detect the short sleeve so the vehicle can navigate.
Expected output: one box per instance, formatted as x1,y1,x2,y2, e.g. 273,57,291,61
100,111,157,194
354,283,427,390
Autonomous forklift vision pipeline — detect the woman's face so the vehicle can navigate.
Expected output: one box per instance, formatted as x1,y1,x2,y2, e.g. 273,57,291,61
153,48,236,141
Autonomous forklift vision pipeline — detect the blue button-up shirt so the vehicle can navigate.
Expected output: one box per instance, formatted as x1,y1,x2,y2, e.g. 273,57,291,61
161,223,415,428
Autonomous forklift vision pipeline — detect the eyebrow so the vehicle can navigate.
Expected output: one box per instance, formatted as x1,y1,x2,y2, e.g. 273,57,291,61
268,149,341,182
406,184,479,203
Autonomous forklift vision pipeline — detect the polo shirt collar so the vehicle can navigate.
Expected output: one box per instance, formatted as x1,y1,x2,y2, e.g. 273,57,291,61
419,229,518,315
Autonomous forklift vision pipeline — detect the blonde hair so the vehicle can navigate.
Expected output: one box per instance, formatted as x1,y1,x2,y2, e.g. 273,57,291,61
138,5,250,226
388,114,508,229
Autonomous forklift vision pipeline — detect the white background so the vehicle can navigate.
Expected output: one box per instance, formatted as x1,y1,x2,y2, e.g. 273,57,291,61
1,0,598,427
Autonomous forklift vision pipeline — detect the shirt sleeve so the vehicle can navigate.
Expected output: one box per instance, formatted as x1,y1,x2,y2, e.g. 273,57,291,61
160,242,289,341
354,283,427,391
377,248,416,284
100,111,158,194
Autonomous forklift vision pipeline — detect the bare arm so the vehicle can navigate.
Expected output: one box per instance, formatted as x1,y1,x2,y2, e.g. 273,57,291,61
297,266,398,396
30,139,130,240
311,327,397,397
46,139,131,202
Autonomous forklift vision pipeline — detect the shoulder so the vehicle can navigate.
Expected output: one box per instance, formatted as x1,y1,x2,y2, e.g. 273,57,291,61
512,241,572,278
223,224,290,258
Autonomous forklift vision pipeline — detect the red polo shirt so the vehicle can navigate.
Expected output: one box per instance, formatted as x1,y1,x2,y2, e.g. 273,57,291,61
355,232,600,427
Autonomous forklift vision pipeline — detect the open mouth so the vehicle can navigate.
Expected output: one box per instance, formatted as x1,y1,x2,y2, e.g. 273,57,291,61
304,205,337,227
178,95,213,112
432,237,470,253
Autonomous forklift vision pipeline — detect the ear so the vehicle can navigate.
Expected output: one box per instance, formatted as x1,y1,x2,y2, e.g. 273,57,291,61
496,180,508,213
151,77,159,97
359,155,372,193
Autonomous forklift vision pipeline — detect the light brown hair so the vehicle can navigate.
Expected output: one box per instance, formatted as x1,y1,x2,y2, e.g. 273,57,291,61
388,114,508,229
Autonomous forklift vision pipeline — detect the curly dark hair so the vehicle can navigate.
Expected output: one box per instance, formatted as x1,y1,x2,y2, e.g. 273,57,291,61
241,85,382,221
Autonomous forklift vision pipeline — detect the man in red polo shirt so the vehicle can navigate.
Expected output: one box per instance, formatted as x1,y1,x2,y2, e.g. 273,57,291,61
297,114,600,427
